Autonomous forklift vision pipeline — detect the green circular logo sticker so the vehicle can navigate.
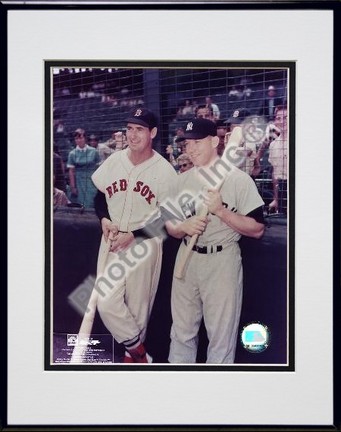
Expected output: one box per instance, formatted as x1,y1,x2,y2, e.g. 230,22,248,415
241,322,270,353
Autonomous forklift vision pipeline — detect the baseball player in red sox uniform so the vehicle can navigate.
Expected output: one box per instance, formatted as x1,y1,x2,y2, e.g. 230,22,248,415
91,107,177,363
164,118,265,364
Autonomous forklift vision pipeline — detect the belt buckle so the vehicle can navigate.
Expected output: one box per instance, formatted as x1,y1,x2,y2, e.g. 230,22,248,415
184,238,222,254
192,245,207,254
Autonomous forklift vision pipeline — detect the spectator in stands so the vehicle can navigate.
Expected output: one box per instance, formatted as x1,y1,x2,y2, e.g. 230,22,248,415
53,175,70,207
216,119,228,156
101,94,119,107
181,99,195,117
267,105,288,214
176,105,183,119
113,131,128,151
195,104,214,121
53,149,66,192
170,126,185,152
105,130,127,150
53,117,72,164
89,134,99,149
166,127,185,170
228,85,243,101
86,88,96,98
97,129,121,163
252,119,282,180
176,127,188,156
79,89,87,99
176,153,193,174
259,85,283,121
205,96,220,120
240,78,253,98
104,129,118,149
97,141,113,164
166,144,179,171
173,126,185,145
61,88,71,97
191,99,199,115
66,128,100,208
242,85,252,98
224,108,260,179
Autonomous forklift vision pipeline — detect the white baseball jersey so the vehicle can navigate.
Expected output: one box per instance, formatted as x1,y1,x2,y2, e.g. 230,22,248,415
165,164,264,245
91,148,177,348
92,148,177,231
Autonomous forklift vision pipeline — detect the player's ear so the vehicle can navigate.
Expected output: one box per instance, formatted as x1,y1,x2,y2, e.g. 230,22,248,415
211,136,219,149
150,127,157,139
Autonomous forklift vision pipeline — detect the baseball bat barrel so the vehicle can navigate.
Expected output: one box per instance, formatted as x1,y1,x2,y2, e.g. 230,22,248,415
225,125,243,149
69,236,112,363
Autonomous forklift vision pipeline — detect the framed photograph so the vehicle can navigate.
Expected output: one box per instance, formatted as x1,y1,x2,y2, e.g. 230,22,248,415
4,2,338,430
47,61,293,371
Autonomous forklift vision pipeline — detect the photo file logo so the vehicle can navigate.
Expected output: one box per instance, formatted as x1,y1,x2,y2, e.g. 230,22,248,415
67,334,78,346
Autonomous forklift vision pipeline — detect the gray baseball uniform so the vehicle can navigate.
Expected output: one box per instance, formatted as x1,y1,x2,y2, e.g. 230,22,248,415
167,165,264,363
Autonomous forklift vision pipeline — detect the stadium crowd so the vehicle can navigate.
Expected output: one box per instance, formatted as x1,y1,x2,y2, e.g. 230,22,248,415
53,85,288,215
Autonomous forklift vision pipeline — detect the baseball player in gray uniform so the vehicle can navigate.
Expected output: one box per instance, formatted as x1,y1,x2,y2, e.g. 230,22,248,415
164,118,265,364
91,107,177,363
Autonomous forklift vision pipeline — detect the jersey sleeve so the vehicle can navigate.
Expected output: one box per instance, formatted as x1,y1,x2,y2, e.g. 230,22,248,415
236,173,265,216
94,190,110,221
157,161,178,207
159,171,184,222
91,153,114,192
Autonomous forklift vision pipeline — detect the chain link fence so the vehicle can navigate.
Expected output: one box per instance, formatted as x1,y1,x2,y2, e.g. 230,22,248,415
52,65,289,214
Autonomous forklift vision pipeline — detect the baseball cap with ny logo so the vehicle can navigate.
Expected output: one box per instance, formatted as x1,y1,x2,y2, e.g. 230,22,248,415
177,118,217,141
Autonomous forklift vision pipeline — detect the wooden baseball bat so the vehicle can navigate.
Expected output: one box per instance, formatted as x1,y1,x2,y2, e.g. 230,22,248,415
173,204,208,279
70,236,112,363
173,126,243,280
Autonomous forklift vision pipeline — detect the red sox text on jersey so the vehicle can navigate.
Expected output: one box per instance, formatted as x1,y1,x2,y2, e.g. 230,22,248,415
105,179,156,205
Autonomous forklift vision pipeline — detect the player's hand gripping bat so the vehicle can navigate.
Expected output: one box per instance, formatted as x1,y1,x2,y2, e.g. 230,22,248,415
173,203,208,279
70,235,113,363
174,126,243,279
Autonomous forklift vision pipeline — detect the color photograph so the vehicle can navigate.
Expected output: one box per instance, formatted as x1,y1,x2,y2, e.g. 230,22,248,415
48,62,292,369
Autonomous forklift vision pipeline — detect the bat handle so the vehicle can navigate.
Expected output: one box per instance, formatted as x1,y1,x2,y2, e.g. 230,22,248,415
173,233,198,279
174,205,208,279
97,236,113,275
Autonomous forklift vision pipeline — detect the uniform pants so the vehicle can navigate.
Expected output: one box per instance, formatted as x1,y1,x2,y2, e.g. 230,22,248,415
169,241,243,364
96,237,162,344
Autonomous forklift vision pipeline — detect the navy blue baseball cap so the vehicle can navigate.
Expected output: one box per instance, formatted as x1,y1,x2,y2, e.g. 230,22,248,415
177,118,217,141
125,107,158,129
225,108,251,125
